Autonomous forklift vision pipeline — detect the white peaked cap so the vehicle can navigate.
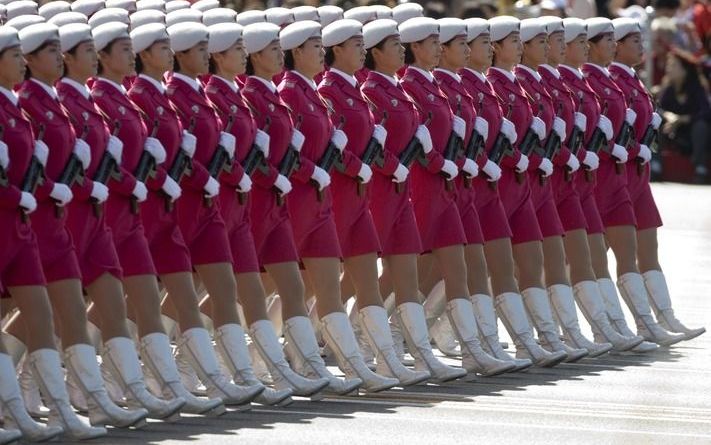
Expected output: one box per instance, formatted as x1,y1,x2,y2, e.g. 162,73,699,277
59,22,92,52
167,21,207,52
438,17,466,44
279,20,320,51
372,5,392,19
291,5,318,22
202,8,236,26
399,16,438,44
585,17,613,40
71,0,105,17
105,0,137,12
48,11,87,26
243,22,279,54
165,8,201,27
7,0,38,20
131,22,168,52
317,5,343,27
322,18,362,48
191,0,219,12
344,6,376,24
488,15,520,42
6,14,45,31
464,17,489,42
19,22,59,54
130,10,165,29
392,2,423,25
363,18,398,49
0,26,20,53
136,0,165,12
207,22,242,53
165,0,189,13
520,18,546,42
562,17,586,43
93,21,129,51
540,16,564,35
236,10,265,26
38,1,71,21
89,8,130,29
266,7,294,27
612,17,641,41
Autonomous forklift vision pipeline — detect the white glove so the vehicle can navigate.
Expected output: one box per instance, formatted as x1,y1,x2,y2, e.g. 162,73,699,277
237,174,252,193
462,158,479,178
274,174,292,195
538,158,553,177
392,163,409,183
440,159,459,180
530,116,546,140
552,117,566,140
574,112,587,130
107,136,123,164
650,112,662,130
611,144,628,163
161,176,181,201
597,115,613,141
357,163,373,183
20,192,37,213
330,129,348,152
415,125,433,154
625,108,637,126
50,183,73,207
254,130,270,157
482,159,502,181
311,166,331,190
90,182,109,203
73,139,91,170
219,132,236,159
452,115,466,139
515,154,529,173
34,140,49,167
203,176,220,198
372,124,387,146
291,129,305,152
0,141,8,169
132,181,148,202
500,118,517,143
180,131,197,158
582,151,599,170
637,144,652,164
566,155,580,172
474,116,488,141
143,137,167,164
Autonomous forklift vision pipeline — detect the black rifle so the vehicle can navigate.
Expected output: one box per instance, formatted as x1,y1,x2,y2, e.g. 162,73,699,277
19,124,47,222
486,104,515,189
636,123,658,176
274,116,303,206
165,117,196,211
312,116,346,202
614,113,635,175
358,111,388,197
54,124,90,218
396,113,433,193
131,118,160,214
442,99,463,191
204,114,236,208
242,117,271,176
92,121,123,217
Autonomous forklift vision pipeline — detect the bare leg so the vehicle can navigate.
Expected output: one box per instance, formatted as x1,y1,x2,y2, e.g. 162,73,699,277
160,272,204,332
235,272,269,326
343,253,383,309
636,228,662,273
263,262,307,319
302,257,345,317
382,254,419,305
541,236,570,287
6,286,57,351
564,229,597,284
122,275,166,337
605,225,639,276
431,245,469,299
483,237,520,295
45,279,90,347
465,244,491,296
84,273,130,341
194,263,240,328
512,241,545,290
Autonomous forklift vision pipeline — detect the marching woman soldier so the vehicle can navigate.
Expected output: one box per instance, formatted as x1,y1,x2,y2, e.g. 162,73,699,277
608,18,705,340
316,18,430,385
485,16,569,366
514,18,599,360
581,18,685,347
0,25,72,443
276,19,399,392
557,18,651,352
357,18,467,381
239,22,356,394
127,22,260,412
181,21,325,401
536,16,642,354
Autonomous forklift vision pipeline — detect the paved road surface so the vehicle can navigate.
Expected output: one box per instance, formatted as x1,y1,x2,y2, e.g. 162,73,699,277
53,183,711,445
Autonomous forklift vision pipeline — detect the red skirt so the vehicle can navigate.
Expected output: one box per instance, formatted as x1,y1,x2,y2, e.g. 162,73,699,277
30,202,82,282
528,170,565,239
141,192,193,275
453,180,484,245
105,195,157,277
497,169,543,245
218,190,260,274
66,200,123,286
369,174,422,256
472,177,513,242
175,191,233,267
287,182,342,259
574,170,605,235
593,160,637,228
331,173,381,258
249,185,300,267
626,163,662,231
550,168,587,233
1,209,46,288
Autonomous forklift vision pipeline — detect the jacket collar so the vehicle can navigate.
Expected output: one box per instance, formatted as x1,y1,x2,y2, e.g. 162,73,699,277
59,78,90,100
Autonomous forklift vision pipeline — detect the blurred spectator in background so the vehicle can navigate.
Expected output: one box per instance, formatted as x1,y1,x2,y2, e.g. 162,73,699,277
657,49,711,182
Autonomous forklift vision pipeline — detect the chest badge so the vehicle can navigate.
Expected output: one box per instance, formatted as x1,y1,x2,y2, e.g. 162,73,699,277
552,90,559,97
230,105,238,114
118,105,126,115
82,111,89,122
191,105,199,114
604,87,611,96
632,89,638,97
268,103,275,112
346,98,353,107
391,99,398,107
534,92,541,100
308,103,315,112
156,106,164,115
45,111,54,120
427,93,435,102
477,92,484,102
509,93,516,104
8,118,15,128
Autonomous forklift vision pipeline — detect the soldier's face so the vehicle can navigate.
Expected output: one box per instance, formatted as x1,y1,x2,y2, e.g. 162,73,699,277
547,31,565,65
413,34,441,69
215,38,247,76
295,37,324,77
615,32,643,66
26,41,63,83
374,35,405,72
468,34,493,68
523,33,548,66
493,32,522,67
99,38,135,77
334,36,366,73
254,40,284,77
565,34,588,67
441,35,470,70
143,39,173,74
0,46,26,87
64,41,98,80
590,32,616,65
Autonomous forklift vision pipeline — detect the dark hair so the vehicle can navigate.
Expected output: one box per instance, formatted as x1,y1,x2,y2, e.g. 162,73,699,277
173,51,184,72
97,38,121,75
588,33,608,44
324,46,335,67
404,43,415,65
246,55,255,75
364,37,388,70
135,53,144,74
24,40,56,80
208,54,218,74
61,42,81,78
283,49,295,70
491,38,505,67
